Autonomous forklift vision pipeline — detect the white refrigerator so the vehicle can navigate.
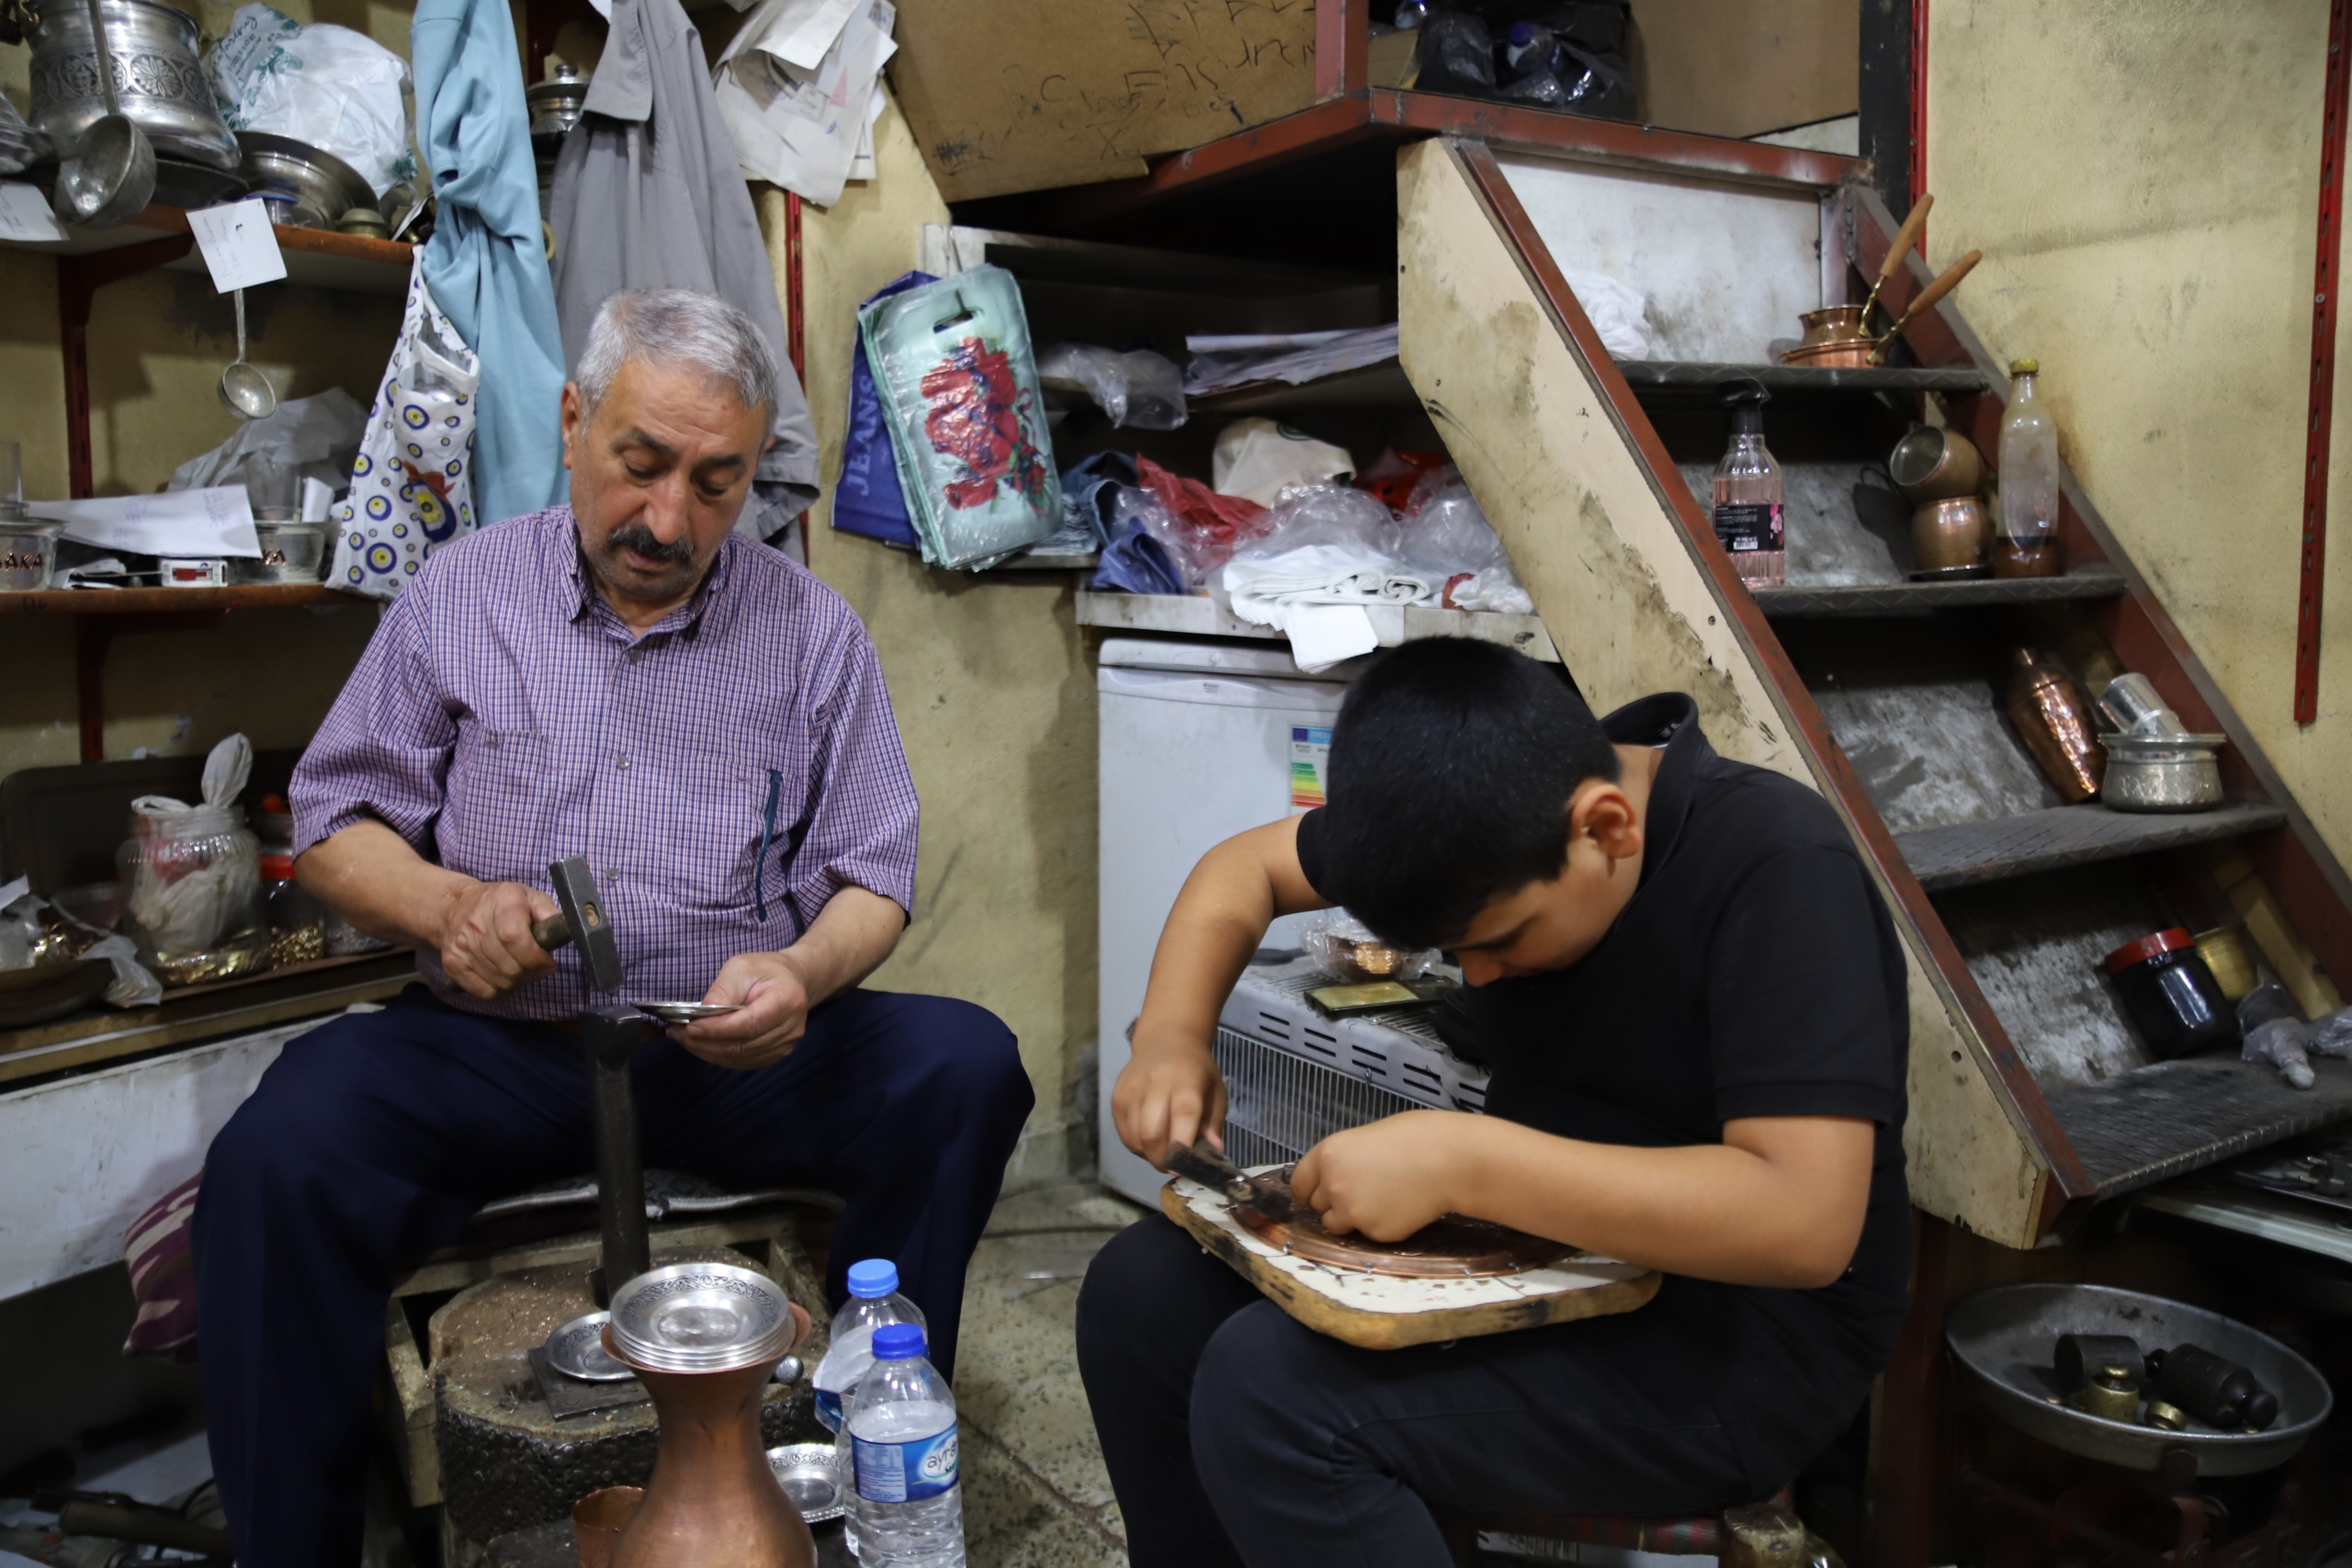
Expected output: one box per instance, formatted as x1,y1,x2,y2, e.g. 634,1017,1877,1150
1094,636,1352,1205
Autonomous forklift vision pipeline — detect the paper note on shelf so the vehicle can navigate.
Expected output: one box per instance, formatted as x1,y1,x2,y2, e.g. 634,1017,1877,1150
187,199,287,293
0,183,67,243
41,487,263,558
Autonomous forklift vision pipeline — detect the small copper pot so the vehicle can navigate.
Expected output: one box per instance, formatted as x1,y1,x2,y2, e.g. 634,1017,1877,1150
1911,496,1989,571
1778,305,1876,367
1889,425,1984,502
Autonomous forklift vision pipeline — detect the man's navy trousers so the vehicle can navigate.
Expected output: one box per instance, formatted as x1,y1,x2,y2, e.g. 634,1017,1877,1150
192,984,1032,1565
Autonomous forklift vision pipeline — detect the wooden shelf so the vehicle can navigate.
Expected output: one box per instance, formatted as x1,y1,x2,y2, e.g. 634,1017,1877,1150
0,949,415,1087
1756,567,2129,618
1895,801,2290,892
0,583,346,616
1615,360,1991,393
1190,360,1416,416
2,198,414,295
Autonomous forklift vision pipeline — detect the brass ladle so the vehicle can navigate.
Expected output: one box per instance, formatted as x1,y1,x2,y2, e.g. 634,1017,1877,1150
54,0,156,230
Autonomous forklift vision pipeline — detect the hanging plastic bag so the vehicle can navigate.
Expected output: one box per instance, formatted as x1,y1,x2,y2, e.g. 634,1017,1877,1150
207,4,418,198
860,267,1063,570
329,259,481,601
832,271,935,549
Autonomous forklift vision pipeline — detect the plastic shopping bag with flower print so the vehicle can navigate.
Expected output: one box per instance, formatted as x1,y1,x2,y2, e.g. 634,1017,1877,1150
329,257,481,601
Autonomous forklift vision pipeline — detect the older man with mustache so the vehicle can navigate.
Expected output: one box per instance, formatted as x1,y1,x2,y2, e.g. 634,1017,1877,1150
190,288,1033,1565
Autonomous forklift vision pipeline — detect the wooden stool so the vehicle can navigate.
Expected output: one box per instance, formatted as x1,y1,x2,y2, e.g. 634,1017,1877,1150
375,1175,842,1546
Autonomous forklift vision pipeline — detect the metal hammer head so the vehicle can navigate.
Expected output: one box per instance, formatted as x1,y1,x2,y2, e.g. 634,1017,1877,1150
548,856,623,993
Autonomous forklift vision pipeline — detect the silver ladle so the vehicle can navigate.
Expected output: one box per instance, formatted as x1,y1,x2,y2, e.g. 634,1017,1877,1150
54,0,156,230
217,289,277,420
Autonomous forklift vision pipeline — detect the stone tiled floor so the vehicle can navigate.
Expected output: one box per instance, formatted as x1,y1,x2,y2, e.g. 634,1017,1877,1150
953,1181,1147,1568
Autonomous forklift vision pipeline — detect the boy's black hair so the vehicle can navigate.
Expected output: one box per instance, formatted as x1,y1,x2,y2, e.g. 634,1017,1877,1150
1316,637,1621,949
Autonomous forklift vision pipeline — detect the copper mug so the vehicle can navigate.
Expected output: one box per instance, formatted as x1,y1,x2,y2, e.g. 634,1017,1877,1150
1911,496,1989,571
1889,426,1983,502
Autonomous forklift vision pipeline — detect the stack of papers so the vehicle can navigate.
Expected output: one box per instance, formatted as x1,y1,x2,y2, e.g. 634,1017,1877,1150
714,0,895,206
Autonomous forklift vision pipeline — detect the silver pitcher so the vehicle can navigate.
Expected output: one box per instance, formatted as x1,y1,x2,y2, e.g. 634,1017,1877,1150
28,0,237,174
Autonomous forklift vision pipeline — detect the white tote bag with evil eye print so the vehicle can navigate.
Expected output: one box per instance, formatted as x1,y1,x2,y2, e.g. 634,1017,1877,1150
330,256,482,603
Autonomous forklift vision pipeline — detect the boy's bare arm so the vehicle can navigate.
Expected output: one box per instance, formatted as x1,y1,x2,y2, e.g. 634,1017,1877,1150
1293,1111,1876,1290
1111,818,1329,1168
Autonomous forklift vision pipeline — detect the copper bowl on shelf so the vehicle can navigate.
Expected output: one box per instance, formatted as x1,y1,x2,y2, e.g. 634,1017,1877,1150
1778,305,1876,367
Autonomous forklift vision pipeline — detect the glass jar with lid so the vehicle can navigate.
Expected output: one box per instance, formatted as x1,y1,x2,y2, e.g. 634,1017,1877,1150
119,801,268,987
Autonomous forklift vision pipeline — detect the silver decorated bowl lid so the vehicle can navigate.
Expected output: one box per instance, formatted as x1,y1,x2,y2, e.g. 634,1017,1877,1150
606,1262,796,1374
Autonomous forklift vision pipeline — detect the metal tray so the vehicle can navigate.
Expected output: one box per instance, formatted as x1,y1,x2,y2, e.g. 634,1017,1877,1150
1945,1283,2332,1474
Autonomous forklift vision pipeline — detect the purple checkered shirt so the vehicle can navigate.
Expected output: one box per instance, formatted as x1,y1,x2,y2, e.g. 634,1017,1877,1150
290,506,920,1021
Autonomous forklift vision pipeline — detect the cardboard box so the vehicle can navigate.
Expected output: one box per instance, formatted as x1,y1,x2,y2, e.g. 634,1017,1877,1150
886,0,1318,202
1627,0,1858,141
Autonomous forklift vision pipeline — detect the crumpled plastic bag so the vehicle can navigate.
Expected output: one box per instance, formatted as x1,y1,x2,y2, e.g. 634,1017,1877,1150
1127,457,1274,588
1212,418,1355,506
1562,270,1651,360
168,388,365,505
1303,910,1441,985
2241,980,2317,1089
1393,475,1536,614
207,4,419,198
1035,344,1187,431
0,877,163,1009
1090,483,1188,596
126,736,256,960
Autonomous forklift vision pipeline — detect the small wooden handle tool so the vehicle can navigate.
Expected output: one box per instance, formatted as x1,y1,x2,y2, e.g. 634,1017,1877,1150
1872,249,1982,363
1860,193,1934,326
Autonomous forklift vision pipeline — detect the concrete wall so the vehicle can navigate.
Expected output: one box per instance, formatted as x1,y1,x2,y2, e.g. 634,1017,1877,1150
1924,0,2352,868
772,99,1098,1189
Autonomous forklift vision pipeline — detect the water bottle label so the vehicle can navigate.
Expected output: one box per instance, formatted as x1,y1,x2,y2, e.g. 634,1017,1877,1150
1713,502,1782,554
854,1426,959,1503
815,1388,843,1434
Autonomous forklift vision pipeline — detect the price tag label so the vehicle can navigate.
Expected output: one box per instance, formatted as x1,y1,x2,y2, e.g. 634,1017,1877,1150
0,183,67,243
187,198,288,292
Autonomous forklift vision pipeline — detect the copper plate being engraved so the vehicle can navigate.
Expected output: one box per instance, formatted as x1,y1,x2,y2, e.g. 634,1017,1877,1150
1229,1166,1573,1277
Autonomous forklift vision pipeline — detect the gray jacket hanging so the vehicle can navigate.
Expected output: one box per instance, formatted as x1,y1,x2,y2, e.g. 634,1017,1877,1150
548,0,819,535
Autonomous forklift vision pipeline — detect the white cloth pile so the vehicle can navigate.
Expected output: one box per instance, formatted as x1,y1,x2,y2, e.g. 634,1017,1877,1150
1223,544,1435,672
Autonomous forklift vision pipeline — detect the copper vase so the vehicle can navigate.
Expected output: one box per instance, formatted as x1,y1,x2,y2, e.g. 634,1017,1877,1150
2006,647,2104,803
603,1303,815,1568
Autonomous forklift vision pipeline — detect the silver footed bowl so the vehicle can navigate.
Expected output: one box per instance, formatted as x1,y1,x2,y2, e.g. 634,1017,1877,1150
606,1262,796,1375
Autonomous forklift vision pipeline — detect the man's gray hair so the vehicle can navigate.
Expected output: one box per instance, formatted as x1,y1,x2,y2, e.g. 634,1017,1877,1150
575,288,779,421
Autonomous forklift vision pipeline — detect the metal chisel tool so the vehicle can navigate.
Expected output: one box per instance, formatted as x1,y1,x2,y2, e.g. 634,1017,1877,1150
1165,1136,1308,1226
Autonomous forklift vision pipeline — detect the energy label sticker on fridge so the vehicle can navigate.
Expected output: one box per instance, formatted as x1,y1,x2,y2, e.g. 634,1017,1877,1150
1290,725,1330,815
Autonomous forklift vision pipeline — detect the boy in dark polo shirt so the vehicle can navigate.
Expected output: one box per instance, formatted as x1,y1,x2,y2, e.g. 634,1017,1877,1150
1077,637,1910,1568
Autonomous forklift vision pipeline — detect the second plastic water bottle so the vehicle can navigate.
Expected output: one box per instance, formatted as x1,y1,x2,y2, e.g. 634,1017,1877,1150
849,1324,966,1568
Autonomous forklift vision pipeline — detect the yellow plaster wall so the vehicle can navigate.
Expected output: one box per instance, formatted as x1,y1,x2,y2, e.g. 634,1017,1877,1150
772,98,1098,1186
1925,0,2352,868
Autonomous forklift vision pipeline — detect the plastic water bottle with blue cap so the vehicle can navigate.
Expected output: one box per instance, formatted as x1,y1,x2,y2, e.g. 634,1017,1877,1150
813,1258,926,1555
849,1323,965,1567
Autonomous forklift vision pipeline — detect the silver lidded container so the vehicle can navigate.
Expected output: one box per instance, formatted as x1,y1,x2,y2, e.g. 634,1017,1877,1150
28,0,239,173
2100,733,2227,813
606,1263,797,1375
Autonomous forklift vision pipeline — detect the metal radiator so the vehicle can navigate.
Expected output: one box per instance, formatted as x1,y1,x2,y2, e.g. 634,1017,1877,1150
1211,954,1491,1168
1212,1026,1425,1168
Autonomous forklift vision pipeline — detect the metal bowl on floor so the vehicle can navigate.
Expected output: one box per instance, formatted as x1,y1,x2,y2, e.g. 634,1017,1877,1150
767,1442,849,1524
1946,1282,2332,1474
235,132,374,230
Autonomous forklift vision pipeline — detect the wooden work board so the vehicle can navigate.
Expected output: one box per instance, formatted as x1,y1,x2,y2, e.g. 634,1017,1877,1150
1159,1178,1660,1350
